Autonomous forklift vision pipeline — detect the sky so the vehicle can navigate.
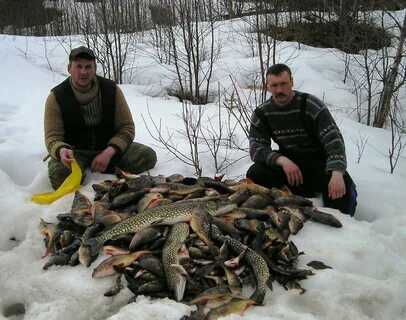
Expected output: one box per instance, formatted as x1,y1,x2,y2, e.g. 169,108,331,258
0,11,406,320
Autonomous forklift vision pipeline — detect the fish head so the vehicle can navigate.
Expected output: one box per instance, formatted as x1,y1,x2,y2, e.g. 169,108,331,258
39,219,55,237
78,238,101,267
92,180,113,194
71,191,92,214
78,244,93,267
115,167,140,180
138,193,163,212
39,219,57,256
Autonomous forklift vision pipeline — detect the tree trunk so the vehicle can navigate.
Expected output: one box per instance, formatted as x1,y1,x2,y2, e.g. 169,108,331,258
373,12,406,128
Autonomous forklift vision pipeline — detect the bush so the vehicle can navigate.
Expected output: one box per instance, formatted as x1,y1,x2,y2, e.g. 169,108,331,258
267,20,392,54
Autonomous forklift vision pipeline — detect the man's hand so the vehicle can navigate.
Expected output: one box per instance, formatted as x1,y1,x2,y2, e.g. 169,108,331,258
91,146,116,173
59,147,74,168
276,156,303,186
328,171,346,199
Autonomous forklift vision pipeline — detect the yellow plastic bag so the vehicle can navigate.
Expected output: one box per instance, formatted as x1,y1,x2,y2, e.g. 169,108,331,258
32,160,82,204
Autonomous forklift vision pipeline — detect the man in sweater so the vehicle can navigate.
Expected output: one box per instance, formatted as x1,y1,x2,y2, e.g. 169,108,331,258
44,46,157,189
247,64,357,215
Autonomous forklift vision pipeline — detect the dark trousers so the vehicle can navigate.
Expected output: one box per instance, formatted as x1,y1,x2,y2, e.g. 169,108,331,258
246,160,357,216
48,142,157,190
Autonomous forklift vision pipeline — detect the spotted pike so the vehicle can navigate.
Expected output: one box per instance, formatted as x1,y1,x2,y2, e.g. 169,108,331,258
210,224,270,305
81,199,219,265
162,223,190,301
153,182,206,196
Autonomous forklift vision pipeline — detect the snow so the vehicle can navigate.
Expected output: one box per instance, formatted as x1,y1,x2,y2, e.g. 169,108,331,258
0,12,406,320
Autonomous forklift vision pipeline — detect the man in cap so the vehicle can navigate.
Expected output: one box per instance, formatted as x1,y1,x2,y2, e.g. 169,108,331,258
44,46,157,189
247,64,357,216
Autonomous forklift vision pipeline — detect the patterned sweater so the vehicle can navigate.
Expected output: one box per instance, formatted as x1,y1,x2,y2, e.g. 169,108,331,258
249,91,346,172
44,77,135,160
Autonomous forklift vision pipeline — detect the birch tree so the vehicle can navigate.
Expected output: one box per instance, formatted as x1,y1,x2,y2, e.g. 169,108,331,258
373,11,406,128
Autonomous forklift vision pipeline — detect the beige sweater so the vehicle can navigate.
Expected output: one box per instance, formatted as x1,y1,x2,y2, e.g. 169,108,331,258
44,77,135,159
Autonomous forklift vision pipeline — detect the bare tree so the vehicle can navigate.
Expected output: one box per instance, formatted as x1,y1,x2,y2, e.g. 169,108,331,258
374,11,406,128
142,102,203,176
238,0,300,103
351,132,369,164
148,1,173,64
179,101,204,176
220,75,264,155
66,0,142,83
199,83,248,174
142,81,252,177
200,87,228,175
148,0,220,104
388,98,405,173
344,48,381,125
338,8,406,127
220,0,247,19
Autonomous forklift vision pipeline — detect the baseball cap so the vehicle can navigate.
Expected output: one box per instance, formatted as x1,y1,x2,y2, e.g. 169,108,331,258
69,46,96,61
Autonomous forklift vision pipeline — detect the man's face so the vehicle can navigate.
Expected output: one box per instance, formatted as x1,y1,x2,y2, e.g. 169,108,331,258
266,71,294,106
68,58,96,89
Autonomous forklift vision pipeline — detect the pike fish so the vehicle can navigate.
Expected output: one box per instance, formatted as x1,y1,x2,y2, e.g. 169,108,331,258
162,222,190,301
80,200,220,265
210,225,270,305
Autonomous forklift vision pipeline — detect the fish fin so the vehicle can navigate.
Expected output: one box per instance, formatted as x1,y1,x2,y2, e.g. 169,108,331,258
174,274,187,302
249,289,265,305
306,260,333,270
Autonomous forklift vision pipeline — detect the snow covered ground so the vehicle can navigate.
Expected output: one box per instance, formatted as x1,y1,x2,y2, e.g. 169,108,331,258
0,13,405,320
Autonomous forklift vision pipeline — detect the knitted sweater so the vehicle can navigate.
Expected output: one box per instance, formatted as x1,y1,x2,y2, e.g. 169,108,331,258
44,77,135,159
249,91,347,172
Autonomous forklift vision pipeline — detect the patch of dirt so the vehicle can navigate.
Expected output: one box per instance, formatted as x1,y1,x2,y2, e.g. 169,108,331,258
265,20,392,54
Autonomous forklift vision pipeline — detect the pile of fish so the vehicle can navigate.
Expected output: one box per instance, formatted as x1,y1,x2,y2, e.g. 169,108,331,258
39,170,340,319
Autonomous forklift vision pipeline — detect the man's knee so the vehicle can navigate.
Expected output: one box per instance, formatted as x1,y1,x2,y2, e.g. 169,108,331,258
323,172,358,216
119,143,157,174
344,174,358,216
138,146,157,172
48,159,70,190
246,162,285,189
246,163,258,181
